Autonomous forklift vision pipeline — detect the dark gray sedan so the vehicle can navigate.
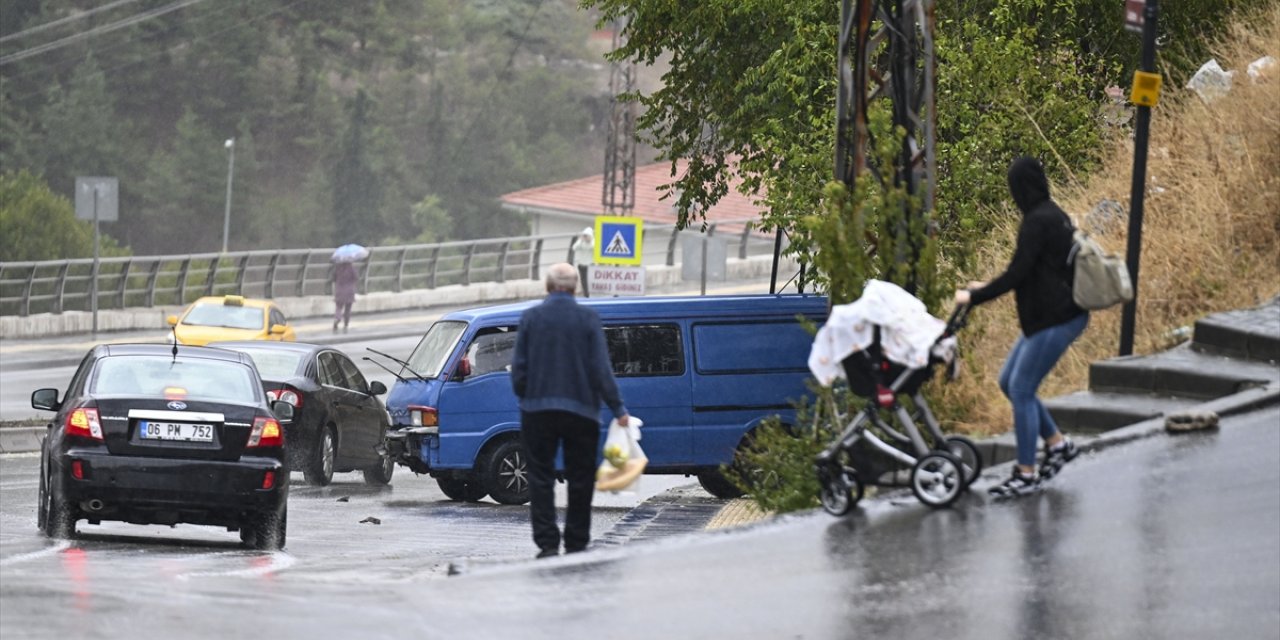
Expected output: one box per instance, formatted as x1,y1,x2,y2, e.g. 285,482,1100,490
211,341,394,487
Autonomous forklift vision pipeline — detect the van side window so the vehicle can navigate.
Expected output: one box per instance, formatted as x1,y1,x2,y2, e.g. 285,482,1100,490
465,327,517,377
604,324,683,376
692,321,813,373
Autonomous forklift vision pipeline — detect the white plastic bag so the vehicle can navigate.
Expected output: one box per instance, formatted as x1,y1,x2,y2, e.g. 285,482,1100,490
596,416,646,493
1186,59,1235,103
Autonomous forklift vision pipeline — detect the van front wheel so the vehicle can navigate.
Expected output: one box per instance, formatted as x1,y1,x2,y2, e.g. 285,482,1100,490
481,440,530,505
697,469,744,499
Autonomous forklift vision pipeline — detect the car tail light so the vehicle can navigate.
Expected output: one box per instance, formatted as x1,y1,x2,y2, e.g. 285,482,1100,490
408,405,438,427
262,470,276,490
266,387,303,407
66,408,104,440
71,460,86,480
247,416,283,448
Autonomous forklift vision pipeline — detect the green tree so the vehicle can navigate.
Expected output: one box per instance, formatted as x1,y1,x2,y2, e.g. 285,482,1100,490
0,171,125,261
137,110,228,253
37,57,133,198
331,90,384,246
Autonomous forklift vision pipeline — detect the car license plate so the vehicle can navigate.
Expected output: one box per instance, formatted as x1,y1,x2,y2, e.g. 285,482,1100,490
139,421,214,443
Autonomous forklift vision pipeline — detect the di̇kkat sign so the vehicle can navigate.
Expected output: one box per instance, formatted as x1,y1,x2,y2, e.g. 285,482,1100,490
590,215,645,297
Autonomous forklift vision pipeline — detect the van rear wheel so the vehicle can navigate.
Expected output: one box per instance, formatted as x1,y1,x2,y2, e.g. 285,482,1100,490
697,469,744,499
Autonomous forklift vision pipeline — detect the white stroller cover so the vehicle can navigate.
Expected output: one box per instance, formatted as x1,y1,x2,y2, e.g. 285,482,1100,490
808,279,957,386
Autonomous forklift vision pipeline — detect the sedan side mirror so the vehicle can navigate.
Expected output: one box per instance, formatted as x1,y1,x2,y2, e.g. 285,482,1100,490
271,401,295,424
369,380,387,396
269,323,288,335
31,388,60,412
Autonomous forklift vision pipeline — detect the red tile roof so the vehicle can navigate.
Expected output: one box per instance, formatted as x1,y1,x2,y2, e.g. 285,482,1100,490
500,161,767,233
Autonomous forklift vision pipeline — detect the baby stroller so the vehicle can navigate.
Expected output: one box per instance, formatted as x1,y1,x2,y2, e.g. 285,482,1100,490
810,283,981,513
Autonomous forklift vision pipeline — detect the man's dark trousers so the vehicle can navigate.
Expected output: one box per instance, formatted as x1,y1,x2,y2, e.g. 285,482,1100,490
521,410,600,552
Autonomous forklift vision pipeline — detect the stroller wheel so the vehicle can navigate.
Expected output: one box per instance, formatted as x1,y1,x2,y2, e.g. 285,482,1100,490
818,465,863,516
911,451,964,509
943,435,984,489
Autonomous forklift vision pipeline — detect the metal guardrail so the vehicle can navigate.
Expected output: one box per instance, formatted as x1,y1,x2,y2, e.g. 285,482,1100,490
0,220,775,317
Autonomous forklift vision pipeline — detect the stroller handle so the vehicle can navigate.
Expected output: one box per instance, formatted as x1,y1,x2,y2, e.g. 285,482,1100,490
942,302,972,338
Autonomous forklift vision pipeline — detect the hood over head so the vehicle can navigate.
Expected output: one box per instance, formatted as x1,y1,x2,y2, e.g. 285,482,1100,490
1007,156,1051,214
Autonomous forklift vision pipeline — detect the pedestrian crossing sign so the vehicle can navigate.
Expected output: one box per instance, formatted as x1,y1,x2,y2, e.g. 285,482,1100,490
594,216,643,265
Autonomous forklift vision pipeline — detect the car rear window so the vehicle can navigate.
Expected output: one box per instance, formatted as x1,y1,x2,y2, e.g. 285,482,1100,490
225,347,303,380
91,355,260,403
182,303,263,330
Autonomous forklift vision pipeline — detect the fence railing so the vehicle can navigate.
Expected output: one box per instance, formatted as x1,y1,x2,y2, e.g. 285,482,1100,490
0,220,777,317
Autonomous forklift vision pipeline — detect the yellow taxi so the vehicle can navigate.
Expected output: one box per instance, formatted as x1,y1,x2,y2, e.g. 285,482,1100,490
167,295,297,346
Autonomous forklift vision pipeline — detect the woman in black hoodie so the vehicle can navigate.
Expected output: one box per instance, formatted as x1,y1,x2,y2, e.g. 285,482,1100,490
955,156,1089,498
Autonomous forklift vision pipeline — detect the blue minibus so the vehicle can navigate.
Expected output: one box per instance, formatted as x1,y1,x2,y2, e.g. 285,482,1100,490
381,294,828,504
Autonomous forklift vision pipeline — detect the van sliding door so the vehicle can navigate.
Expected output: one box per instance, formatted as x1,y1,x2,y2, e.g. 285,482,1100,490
603,323,692,466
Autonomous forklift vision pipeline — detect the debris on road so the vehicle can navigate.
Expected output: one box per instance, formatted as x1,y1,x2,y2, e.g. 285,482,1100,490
1165,410,1220,433
360,516,382,525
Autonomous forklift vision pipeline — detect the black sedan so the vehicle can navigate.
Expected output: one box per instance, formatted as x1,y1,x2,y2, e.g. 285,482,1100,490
31,344,293,550
210,341,394,487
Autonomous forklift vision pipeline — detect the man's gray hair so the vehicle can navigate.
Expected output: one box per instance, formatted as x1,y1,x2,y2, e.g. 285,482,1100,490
546,262,579,293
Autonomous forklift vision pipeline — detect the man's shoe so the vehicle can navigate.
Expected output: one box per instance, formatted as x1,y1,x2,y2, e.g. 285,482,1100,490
564,546,587,555
1040,439,1080,480
988,468,1042,500
536,548,559,559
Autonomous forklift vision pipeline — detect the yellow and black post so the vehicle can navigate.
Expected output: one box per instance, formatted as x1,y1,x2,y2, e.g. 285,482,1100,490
1119,0,1160,356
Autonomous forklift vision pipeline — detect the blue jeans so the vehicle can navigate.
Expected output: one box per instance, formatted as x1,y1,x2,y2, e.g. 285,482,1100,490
999,313,1089,467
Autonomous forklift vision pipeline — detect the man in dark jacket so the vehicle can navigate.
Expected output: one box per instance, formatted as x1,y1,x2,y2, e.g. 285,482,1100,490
956,156,1088,499
512,262,628,557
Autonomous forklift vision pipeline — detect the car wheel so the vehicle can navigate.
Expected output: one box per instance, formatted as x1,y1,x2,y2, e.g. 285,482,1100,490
37,442,48,532
696,468,744,499
242,507,287,551
481,439,530,505
303,426,336,487
436,475,488,502
362,454,395,486
42,460,75,539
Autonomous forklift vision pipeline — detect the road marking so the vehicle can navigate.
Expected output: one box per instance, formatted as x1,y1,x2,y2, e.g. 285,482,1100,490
176,551,296,580
0,540,70,567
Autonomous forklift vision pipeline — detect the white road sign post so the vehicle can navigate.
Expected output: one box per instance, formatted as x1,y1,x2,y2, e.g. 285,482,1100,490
75,177,119,335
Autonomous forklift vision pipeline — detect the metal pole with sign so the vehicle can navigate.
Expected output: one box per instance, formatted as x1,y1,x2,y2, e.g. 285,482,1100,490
1119,0,1160,356
75,177,119,335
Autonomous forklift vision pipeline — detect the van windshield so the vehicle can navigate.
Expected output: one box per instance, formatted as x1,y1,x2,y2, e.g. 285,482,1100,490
405,321,467,379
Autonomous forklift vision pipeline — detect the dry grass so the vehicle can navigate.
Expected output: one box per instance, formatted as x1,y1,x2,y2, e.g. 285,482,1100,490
939,5,1280,436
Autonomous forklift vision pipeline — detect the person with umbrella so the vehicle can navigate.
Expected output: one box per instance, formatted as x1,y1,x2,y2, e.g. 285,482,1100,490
331,244,367,332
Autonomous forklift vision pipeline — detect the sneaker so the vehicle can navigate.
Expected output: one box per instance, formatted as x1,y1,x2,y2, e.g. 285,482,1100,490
988,468,1042,499
1040,439,1080,480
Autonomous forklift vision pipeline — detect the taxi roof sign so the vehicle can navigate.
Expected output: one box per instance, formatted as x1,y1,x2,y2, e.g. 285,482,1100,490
594,216,644,265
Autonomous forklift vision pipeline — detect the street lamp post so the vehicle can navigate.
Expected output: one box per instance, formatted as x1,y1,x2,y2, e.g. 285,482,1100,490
221,137,235,254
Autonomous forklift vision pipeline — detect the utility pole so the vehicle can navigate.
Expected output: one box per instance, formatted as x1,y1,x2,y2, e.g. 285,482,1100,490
1119,0,1161,355
602,17,636,216
834,0,938,294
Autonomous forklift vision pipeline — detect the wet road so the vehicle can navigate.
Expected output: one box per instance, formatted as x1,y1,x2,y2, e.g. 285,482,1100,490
0,454,689,640
3,409,1276,638
424,407,1280,640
